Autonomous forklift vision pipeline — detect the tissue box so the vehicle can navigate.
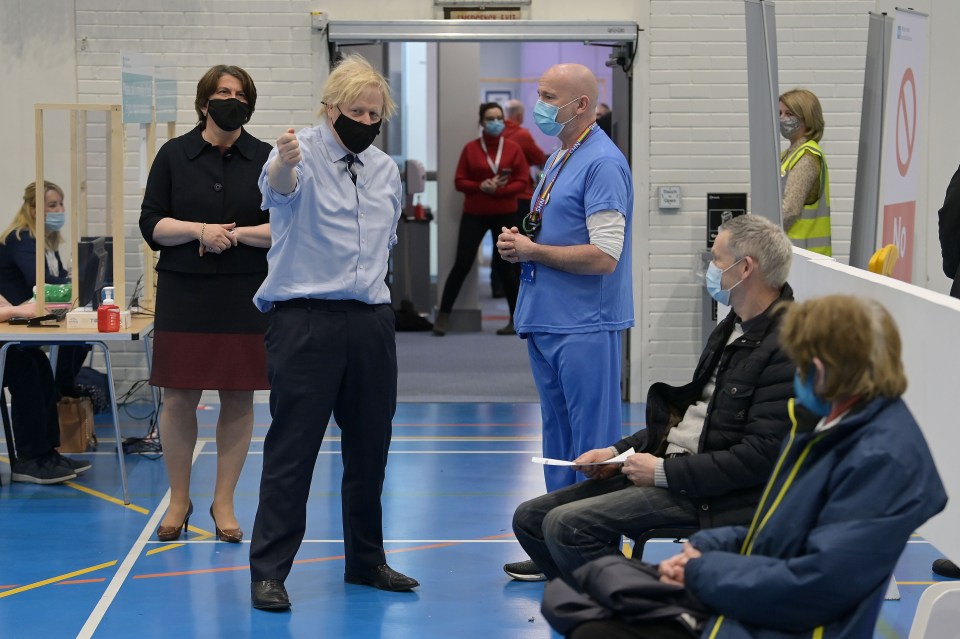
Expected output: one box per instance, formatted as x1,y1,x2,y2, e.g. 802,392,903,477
66,309,132,330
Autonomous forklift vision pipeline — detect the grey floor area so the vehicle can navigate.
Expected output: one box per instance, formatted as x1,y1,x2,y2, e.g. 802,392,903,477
395,277,539,403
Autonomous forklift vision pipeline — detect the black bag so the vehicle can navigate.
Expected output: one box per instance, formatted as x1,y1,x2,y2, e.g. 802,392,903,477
75,366,110,413
541,556,708,636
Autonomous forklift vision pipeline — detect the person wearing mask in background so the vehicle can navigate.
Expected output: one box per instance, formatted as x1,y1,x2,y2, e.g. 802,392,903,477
0,180,92,483
555,295,947,639
595,102,612,137
933,161,960,579
505,215,795,584
433,101,530,336
779,88,832,256
492,99,548,299
0,180,91,399
249,54,418,611
139,65,272,544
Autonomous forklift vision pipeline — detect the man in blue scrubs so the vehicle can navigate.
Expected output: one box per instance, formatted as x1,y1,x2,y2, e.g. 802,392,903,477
498,63,634,493
497,63,633,578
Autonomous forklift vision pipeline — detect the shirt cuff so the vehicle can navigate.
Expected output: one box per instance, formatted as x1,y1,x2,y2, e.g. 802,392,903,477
654,458,669,488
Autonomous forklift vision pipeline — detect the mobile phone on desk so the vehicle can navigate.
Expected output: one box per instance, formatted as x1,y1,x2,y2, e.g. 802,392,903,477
7,317,31,325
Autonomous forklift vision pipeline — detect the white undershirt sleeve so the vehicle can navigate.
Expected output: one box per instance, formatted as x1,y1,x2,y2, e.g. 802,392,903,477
586,210,626,261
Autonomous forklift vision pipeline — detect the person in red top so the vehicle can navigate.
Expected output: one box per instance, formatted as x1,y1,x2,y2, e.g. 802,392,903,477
434,102,530,336
503,99,548,208
494,99,549,301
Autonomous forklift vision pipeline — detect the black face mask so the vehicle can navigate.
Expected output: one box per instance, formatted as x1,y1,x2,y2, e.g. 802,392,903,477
333,107,381,154
206,98,250,132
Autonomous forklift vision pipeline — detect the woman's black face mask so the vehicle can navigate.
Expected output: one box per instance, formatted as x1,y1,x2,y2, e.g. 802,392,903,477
207,98,250,132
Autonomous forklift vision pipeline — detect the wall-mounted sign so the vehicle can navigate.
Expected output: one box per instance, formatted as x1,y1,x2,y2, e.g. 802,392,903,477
444,7,522,19
707,193,747,248
121,52,154,124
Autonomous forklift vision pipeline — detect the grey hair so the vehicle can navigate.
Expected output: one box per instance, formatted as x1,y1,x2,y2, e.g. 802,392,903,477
720,214,793,288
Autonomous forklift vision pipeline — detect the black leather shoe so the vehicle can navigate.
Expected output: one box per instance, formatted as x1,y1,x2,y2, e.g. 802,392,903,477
251,579,291,610
344,564,419,591
933,558,960,578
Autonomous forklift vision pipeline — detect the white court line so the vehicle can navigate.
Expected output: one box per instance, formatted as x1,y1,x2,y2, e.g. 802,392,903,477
140,538,518,545
77,441,205,639
202,449,543,455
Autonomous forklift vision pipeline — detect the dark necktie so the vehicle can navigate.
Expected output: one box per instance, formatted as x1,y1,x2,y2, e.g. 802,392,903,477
343,154,358,184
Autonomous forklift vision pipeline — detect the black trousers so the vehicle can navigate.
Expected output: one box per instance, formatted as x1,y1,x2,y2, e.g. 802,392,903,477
439,212,519,316
2,345,60,461
249,300,397,582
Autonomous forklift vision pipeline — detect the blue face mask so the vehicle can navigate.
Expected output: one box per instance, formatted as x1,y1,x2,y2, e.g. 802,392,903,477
483,119,505,136
793,369,831,417
533,98,579,137
704,258,743,306
44,212,66,231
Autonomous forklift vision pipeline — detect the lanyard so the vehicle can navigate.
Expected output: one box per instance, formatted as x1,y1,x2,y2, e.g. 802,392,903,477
479,135,504,176
523,123,598,237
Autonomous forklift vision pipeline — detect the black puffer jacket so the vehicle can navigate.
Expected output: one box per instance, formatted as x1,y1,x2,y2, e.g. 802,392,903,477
614,284,794,529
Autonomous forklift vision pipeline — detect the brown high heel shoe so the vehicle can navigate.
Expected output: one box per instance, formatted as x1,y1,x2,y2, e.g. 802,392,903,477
210,505,243,543
157,500,193,542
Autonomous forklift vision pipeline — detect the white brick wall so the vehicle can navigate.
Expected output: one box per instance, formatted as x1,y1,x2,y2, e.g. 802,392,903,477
34,0,928,398
74,0,314,393
645,0,874,386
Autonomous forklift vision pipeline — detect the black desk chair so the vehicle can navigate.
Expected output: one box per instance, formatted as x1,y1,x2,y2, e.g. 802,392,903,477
631,526,700,562
0,388,15,485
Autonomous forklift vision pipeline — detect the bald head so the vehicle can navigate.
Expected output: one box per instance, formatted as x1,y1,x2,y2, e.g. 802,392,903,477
541,64,599,108
504,99,524,123
537,63,599,144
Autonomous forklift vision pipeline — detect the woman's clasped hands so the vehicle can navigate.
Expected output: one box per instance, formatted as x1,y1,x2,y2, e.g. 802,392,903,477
199,222,238,255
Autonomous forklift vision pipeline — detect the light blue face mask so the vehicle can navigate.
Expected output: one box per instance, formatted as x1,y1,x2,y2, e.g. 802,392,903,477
483,118,505,136
533,98,579,137
44,212,66,231
704,258,743,306
793,369,831,417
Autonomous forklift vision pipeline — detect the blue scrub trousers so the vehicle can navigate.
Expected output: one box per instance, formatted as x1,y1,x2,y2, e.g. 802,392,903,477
526,331,623,492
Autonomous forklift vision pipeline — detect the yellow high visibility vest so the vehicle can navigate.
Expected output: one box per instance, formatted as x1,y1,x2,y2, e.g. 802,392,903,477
781,140,832,257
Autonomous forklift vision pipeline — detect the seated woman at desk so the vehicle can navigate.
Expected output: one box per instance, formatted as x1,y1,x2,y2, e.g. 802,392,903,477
0,181,91,484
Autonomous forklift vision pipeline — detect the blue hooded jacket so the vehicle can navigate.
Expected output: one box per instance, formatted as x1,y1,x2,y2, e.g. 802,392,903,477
684,396,947,639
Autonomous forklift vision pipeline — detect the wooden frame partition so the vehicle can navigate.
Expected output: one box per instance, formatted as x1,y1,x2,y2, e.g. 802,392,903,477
34,103,124,312
140,118,176,310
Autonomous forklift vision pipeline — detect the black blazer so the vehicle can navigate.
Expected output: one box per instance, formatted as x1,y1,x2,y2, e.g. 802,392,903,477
937,163,960,298
139,125,272,275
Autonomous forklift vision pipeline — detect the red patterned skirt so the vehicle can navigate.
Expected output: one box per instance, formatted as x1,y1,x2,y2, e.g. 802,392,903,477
150,270,269,390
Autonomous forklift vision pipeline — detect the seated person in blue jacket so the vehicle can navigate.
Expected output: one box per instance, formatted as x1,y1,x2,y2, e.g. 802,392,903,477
505,215,795,583
558,294,947,639
0,181,92,484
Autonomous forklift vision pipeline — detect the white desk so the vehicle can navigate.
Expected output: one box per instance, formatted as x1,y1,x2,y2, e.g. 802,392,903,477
0,315,154,504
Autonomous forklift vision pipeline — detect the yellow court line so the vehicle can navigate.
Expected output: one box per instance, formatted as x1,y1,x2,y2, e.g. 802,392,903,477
146,544,185,556
64,482,151,514
0,561,117,598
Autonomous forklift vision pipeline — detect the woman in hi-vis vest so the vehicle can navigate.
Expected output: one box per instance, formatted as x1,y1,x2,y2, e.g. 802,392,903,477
779,89,832,257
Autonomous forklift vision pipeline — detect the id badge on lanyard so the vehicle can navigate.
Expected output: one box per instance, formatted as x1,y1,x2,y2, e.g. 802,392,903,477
520,261,536,283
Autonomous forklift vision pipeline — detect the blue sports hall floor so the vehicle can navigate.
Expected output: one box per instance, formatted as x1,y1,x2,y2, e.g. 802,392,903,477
0,401,953,638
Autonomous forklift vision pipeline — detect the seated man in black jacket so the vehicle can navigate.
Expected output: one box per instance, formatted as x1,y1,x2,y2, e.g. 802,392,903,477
504,214,795,585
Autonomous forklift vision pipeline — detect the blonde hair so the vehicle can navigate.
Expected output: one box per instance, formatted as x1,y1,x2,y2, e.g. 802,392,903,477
319,53,396,121
0,180,63,251
780,295,907,402
779,88,825,142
